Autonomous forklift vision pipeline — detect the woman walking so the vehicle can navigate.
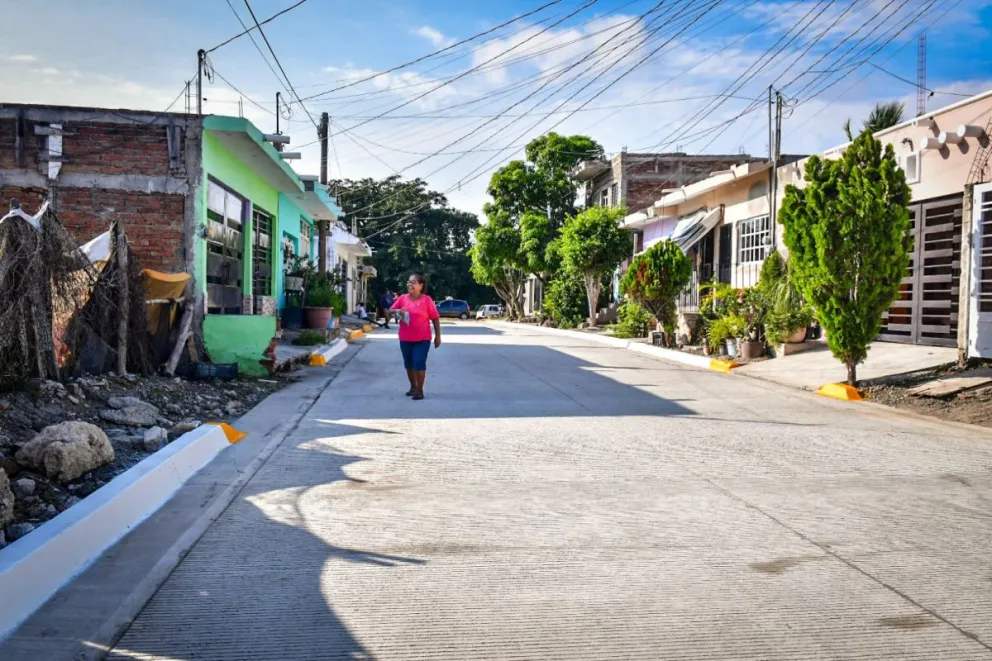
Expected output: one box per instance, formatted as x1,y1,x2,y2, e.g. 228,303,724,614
390,274,441,400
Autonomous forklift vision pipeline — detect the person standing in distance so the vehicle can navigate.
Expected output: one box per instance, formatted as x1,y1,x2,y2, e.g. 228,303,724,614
379,290,394,329
390,274,441,400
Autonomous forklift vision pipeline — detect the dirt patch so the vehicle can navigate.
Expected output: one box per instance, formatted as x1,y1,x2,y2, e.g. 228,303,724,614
878,615,938,630
0,370,298,547
750,555,825,574
866,362,992,429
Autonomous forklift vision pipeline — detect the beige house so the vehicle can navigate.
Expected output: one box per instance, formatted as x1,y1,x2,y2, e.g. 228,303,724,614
624,88,992,359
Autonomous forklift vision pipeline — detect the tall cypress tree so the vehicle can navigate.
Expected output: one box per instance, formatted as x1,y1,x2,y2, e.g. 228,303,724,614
779,130,912,386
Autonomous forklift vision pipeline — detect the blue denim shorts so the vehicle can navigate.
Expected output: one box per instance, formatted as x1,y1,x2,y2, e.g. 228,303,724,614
400,340,431,371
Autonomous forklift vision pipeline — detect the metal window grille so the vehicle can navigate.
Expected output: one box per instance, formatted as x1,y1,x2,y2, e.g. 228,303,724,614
252,208,273,297
599,188,609,207
979,191,992,313
610,183,619,207
205,179,245,314
299,218,312,258
738,215,770,264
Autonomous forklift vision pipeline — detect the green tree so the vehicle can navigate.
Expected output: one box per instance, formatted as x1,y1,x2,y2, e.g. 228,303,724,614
779,130,912,386
330,176,494,305
843,101,904,141
483,133,602,283
469,212,527,319
559,206,631,327
620,240,692,344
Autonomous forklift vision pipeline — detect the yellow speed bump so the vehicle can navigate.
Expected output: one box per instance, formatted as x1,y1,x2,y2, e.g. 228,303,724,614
816,383,863,401
709,359,740,373
309,353,328,366
347,329,365,342
207,422,248,443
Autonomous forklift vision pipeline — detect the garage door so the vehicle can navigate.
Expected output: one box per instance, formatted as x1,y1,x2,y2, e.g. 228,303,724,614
879,195,963,346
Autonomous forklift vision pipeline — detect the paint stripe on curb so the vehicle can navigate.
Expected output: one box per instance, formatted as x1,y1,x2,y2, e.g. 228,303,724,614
0,424,230,640
346,329,365,342
308,338,347,366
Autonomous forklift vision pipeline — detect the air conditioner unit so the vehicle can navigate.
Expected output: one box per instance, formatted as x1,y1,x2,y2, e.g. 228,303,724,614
896,152,920,184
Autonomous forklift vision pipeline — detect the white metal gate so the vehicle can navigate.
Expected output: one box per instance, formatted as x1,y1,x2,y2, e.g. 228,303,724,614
969,184,992,358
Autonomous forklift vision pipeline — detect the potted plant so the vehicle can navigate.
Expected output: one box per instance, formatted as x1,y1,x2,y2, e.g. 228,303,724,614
738,288,766,360
757,251,815,352
304,273,337,329
707,314,745,358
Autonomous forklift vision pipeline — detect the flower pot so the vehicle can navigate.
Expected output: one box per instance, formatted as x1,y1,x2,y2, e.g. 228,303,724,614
305,306,333,330
724,338,738,358
740,339,764,360
787,327,808,344
282,306,303,330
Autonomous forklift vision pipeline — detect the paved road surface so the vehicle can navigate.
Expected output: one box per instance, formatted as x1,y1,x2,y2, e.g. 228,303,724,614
109,323,992,660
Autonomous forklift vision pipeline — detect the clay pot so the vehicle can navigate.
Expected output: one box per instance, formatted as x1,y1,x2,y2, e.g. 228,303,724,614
305,307,333,329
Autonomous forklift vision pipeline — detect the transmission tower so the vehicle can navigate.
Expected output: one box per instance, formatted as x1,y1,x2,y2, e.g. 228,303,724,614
917,33,927,117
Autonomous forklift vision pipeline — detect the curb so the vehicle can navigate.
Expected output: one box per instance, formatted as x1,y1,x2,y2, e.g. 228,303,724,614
0,424,230,640
346,329,365,343
309,338,347,366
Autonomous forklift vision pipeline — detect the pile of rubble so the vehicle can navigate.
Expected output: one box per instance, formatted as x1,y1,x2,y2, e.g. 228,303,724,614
0,372,288,548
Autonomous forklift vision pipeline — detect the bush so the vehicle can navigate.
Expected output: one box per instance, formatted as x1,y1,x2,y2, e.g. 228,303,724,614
613,300,652,338
292,329,325,346
756,251,814,345
707,314,746,353
620,240,691,337
304,285,335,308
543,271,588,329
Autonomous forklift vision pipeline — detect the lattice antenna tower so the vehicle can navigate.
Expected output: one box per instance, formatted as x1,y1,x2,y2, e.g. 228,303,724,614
917,33,927,117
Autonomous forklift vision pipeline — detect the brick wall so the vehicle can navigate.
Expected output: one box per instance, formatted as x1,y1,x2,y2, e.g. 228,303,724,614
0,184,185,273
0,113,188,273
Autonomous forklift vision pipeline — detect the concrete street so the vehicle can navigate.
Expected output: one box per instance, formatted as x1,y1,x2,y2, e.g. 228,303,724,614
109,323,992,660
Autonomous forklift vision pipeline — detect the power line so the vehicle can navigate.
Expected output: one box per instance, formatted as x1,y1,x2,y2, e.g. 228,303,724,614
867,61,975,98
208,0,309,53
223,0,294,96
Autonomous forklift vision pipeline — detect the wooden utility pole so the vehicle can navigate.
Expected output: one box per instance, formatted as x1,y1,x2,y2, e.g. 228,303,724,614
114,221,130,375
318,111,329,274
196,49,205,116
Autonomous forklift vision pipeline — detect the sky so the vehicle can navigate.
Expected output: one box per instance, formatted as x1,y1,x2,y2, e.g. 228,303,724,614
3,0,992,221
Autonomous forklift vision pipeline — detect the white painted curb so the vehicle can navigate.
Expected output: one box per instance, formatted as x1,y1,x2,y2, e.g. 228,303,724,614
309,338,347,366
0,424,230,640
491,321,713,370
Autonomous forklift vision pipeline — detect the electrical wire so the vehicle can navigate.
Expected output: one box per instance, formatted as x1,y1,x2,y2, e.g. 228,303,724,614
208,0,310,53
223,0,295,97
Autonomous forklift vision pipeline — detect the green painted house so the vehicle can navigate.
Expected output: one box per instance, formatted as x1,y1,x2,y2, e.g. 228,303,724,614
196,116,343,375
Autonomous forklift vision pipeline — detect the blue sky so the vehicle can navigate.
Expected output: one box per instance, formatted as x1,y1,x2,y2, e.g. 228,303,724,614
3,0,992,218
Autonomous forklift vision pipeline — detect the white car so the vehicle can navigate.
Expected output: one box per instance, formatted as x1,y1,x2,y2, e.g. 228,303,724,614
475,304,502,319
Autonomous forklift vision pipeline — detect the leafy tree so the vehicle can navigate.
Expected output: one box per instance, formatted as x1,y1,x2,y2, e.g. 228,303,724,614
330,176,494,306
843,101,904,141
620,239,692,343
483,133,602,283
779,130,912,385
469,212,527,319
543,269,610,328
613,300,652,339
559,206,631,327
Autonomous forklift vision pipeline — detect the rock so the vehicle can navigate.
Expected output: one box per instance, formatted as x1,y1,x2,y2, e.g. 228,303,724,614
61,495,80,510
0,399,10,410
43,503,57,517
225,400,243,415
12,477,35,497
0,471,13,528
100,402,159,427
68,395,81,406
0,529,6,549
143,427,168,453
40,380,66,398
108,396,151,410
171,420,201,437
15,421,114,483
165,403,184,416
6,522,35,541
0,453,19,477
211,408,224,419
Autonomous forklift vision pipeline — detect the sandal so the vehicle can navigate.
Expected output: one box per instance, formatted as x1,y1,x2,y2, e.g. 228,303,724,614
405,388,416,396
412,391,424,400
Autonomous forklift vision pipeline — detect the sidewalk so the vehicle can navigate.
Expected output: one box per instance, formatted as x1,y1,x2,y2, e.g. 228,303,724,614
0,349,358,661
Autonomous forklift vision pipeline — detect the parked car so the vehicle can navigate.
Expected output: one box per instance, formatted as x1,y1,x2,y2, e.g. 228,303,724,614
437,298,472,319
476,304,502,319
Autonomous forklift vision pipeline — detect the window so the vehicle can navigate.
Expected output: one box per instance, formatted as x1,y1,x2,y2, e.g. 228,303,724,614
738,215,770,264
205,179,245,314
252,207,273,297
299,218,312,258
897,152,920,184
610,183,619,207
599,187,610,207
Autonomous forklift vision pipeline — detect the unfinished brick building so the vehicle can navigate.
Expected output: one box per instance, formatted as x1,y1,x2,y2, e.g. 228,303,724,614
572,151,765,215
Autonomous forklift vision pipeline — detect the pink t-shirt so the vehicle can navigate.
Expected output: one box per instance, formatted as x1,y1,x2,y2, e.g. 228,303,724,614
391,294,439,342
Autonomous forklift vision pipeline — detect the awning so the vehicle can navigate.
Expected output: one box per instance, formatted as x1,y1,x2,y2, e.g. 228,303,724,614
672,207,722,252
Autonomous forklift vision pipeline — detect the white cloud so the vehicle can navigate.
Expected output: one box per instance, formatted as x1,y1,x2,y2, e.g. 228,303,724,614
412,26,454,49
8,54,37,62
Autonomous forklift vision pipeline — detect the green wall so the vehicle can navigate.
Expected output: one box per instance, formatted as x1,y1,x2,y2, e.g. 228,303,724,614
203,315,276,377
276,193,315,309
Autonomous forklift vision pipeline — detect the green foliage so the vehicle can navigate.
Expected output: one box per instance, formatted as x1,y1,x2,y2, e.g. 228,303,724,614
843,101,904,141
542,271,587,328
619,240,691,333
780,129,912,384
330,175,494,306
304,284,335,308
559,206,631,325
613,300,652,339
757,251,814,345
469,212,527,318
707,314,746,352
292,329,325,346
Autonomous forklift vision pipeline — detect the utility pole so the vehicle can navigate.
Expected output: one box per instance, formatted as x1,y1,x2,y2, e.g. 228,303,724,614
275,91,282,137
771,90,783,230
318,112,329,274
196,49,205,116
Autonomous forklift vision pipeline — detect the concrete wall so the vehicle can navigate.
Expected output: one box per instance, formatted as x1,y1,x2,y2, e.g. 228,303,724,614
276,193,316,310
0,108,196,273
